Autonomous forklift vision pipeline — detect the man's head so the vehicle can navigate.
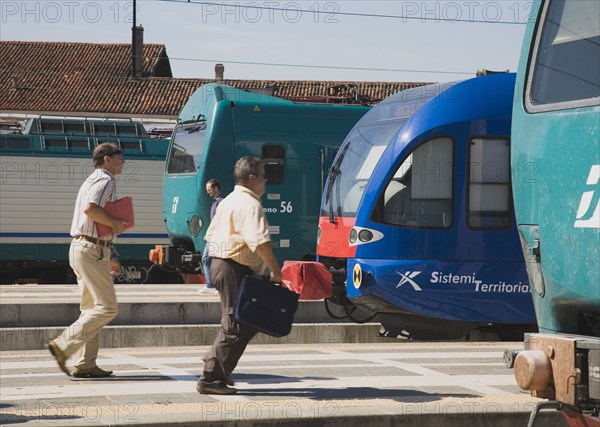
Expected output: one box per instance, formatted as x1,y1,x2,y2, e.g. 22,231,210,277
234,156,267,197
206,179,222,198
93,142,125,176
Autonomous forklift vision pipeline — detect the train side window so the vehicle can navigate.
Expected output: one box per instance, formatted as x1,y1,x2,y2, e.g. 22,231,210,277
468,138,511,229
93,123,116,135
526,0,600,111
40,121,64,133
262,144,284,184
377,137,453,229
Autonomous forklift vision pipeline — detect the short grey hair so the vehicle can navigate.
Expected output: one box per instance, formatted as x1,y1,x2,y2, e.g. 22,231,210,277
234,156,264,184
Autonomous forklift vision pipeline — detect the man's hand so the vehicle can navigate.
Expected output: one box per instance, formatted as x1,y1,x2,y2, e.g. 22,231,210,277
110,257,122,275
269,271,283,283
112,220,128,235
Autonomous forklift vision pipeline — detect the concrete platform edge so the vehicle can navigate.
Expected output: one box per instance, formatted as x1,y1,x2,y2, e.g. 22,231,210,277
1,404,565,427
0,323,384,351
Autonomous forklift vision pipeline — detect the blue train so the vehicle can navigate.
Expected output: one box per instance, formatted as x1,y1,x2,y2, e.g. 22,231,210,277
0,117,172,284
317,73,536,339
149,84,369,273
510,1,599,425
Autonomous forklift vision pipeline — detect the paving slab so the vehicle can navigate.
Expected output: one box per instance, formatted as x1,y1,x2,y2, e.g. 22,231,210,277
0,342,566,427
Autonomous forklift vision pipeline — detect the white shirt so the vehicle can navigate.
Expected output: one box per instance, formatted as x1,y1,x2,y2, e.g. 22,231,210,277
70,168,117,238
205,185,271,274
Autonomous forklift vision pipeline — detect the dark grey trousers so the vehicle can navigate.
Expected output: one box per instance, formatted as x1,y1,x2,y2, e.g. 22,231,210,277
200,258,257,383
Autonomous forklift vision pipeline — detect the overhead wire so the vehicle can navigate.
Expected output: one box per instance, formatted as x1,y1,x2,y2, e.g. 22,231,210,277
151,0,523,75
168,56,473,76
158,0,529,25
3,0,525,86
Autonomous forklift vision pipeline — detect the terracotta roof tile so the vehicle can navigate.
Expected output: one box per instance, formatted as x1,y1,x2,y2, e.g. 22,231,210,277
1,41,432,118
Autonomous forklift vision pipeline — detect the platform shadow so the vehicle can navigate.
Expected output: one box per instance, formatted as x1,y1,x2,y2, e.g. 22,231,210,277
1,403,80,425
241,387,477,402
232,373,334,384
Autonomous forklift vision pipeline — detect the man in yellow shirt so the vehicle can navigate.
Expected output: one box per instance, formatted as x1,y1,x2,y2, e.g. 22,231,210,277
197,156,282,395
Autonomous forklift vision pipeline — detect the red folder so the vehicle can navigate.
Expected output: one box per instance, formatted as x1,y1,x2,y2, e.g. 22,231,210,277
96,197,135,238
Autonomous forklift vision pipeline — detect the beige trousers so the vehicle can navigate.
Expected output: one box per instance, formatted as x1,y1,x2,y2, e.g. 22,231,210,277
54,239,118,369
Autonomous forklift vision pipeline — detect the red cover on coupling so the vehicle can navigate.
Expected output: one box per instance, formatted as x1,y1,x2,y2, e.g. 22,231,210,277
281,261,333,300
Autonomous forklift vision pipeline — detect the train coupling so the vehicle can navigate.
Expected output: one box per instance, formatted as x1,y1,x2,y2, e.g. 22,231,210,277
149,245,202,273
327,282,348,306
514,333,600,409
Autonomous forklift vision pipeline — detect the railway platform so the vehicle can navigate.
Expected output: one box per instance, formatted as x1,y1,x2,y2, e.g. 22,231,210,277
0,284,381,351
0,342,565,427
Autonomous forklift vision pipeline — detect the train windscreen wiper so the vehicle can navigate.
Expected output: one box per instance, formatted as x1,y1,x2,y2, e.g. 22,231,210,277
328,166,340,224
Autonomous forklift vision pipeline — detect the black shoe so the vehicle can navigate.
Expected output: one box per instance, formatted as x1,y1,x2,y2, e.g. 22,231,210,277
196,380,237,395
72,366,113,378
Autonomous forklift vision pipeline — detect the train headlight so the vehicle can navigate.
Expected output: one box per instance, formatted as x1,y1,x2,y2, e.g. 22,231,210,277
358,229,373,242
349,228,358,244
349,226,384,247
317,225,322,244
188,215,202,237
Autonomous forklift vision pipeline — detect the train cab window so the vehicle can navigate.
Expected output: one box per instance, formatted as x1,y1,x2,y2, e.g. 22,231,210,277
262,144,284,184
377,138,453,229
468,138,511,229
166,123,206,175
527,0,600,110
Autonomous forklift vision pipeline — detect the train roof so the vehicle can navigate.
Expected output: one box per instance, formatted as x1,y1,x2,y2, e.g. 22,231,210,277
178,83,369,123
355,81,461,126
389,73,516,150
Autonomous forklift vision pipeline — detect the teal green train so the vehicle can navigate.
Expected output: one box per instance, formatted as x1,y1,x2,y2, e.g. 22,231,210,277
510,1,599,425
152,84,369,273
0,117,172,284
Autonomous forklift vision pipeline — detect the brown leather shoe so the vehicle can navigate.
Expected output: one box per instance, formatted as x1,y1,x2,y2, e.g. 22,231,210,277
48,341,71,377
72,366,113,378
196,380,237,395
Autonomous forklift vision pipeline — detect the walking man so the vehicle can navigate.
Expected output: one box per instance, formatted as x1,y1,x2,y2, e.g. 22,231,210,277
48,142,128,378
197,156,282,395
199,179,225,294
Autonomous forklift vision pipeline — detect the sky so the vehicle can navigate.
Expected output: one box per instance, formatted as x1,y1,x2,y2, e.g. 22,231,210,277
1,0,533,83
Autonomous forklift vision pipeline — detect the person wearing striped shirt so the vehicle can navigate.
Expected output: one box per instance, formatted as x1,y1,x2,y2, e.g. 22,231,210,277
48,142,128,379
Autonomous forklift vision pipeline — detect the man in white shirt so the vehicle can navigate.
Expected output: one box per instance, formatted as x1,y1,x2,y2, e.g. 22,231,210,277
48,142,128,378
197,156,282,395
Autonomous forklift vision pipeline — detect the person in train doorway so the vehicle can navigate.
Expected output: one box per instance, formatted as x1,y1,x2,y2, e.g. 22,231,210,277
197,156,282,395
199,179,226,294
48,142,128,378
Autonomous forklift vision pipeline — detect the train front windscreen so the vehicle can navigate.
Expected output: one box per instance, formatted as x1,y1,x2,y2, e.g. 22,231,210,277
321,81,458,223
166,122,207,175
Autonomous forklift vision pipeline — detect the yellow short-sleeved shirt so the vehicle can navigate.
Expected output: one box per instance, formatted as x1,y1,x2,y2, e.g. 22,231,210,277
204,185,271,275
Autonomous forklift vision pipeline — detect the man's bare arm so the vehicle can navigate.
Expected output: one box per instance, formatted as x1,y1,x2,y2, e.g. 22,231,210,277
255,242,282,282
84,203,127,235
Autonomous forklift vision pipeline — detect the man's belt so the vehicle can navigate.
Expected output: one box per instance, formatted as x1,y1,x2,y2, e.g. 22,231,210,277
75,235,112,247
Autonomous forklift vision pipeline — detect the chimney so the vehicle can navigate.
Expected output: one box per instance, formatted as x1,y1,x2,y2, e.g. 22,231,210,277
215,63,225,80
132,25,144,78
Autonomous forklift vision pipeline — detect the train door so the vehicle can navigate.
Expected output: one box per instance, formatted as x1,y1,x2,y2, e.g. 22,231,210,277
260,141,328,262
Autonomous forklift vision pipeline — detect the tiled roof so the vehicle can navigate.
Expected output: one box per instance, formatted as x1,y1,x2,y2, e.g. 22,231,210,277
1,41,431,118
